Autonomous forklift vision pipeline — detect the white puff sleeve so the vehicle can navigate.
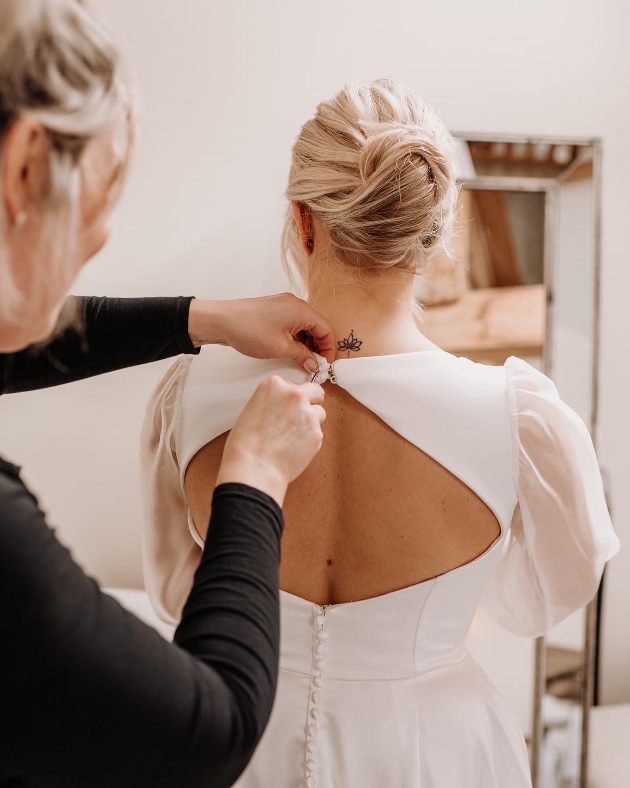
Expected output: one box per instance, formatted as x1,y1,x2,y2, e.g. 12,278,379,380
481,356,620,637
139,356,200,626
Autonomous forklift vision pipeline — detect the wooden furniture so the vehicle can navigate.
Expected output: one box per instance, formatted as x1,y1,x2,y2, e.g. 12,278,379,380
547,646,584,702
420,283,545,365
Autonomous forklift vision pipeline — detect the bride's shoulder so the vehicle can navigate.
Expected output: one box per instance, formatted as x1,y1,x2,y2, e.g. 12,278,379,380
438,352,546,387
427,350,509,387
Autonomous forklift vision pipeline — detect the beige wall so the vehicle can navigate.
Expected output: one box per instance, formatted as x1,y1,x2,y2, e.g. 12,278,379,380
0,0,628,701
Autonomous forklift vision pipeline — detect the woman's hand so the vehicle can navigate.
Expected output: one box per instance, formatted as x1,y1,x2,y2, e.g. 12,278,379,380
188,294,336,373
216,377,326,506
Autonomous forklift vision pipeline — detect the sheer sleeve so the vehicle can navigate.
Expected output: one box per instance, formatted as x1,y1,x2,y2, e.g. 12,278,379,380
140,356,199,626
481,356,620,637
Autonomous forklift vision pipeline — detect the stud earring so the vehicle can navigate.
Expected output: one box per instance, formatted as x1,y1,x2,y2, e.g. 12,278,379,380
13,212,27,230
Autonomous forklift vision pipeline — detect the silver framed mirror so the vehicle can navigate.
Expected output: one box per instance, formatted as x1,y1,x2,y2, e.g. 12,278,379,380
416,132,604,788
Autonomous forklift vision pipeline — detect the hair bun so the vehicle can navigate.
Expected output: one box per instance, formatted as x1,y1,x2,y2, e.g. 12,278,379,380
358,122,452,204
284,79,459,282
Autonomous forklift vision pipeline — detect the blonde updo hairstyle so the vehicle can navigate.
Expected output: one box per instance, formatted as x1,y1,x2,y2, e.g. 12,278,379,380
0,0,136,319
283,79,458,290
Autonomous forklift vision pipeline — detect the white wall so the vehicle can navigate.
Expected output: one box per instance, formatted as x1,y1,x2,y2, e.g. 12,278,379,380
0,0,629,700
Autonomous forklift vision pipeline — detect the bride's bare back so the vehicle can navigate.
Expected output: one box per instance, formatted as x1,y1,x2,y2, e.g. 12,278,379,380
184,382,501,606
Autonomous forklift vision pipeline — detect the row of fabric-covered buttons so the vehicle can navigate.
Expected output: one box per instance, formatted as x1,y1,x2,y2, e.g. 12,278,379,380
305,608,329,788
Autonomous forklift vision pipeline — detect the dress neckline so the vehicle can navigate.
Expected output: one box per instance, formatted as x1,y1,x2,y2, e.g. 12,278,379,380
312,348,455,384
330,348,450,364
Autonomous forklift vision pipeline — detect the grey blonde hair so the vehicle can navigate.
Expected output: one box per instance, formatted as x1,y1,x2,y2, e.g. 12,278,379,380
283,79,458,290
0,0,136,318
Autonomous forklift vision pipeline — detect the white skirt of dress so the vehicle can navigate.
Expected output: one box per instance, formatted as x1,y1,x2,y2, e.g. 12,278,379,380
233,590,533,788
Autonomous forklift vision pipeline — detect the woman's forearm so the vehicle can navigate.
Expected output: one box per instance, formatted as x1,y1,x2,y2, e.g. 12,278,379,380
0,292,336,394
174,484,284,787
1,471,283,788
0,295,199,394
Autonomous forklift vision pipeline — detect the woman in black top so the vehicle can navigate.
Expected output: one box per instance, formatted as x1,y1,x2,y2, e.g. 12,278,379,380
0,3,334,787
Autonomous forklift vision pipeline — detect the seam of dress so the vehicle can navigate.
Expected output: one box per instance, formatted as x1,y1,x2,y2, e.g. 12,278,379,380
412,576,438,675
279,653,470,684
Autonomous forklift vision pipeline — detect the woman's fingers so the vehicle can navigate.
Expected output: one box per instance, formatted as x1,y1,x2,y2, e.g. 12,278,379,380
312,404,327,425
284,298,336,370
301,382,326,405
217,378,326,506
289,339,320,375
190,294,337,371
299,312,337,364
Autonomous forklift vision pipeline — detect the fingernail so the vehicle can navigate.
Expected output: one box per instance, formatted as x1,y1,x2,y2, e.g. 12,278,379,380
304,359,318,375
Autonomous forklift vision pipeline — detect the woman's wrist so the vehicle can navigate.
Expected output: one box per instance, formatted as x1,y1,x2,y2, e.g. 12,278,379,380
215,457,288,508
187,298,229,349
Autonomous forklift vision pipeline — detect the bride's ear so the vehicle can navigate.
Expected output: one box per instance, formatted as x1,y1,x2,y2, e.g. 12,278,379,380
292,202,315,255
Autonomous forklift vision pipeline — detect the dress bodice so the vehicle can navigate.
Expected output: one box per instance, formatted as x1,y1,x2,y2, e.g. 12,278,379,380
177,349,519,536
140,345,618,788
141,345,617,638
173,349,525,678
279,534,503,681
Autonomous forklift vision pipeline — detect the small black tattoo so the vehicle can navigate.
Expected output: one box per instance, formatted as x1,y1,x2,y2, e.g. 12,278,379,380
338,329,362,357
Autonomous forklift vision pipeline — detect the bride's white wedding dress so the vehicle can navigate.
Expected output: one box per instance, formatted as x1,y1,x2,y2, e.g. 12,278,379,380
140,347,619,788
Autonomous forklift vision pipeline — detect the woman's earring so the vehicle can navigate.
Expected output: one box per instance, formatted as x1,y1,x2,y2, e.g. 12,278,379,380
306,239,314,251
13,212,27,230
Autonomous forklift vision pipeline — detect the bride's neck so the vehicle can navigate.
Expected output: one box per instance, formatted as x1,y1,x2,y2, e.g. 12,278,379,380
307,264,438,360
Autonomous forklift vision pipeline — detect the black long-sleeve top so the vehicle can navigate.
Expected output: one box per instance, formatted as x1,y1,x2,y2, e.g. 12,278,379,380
0,295,200,394
0,297,284,788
